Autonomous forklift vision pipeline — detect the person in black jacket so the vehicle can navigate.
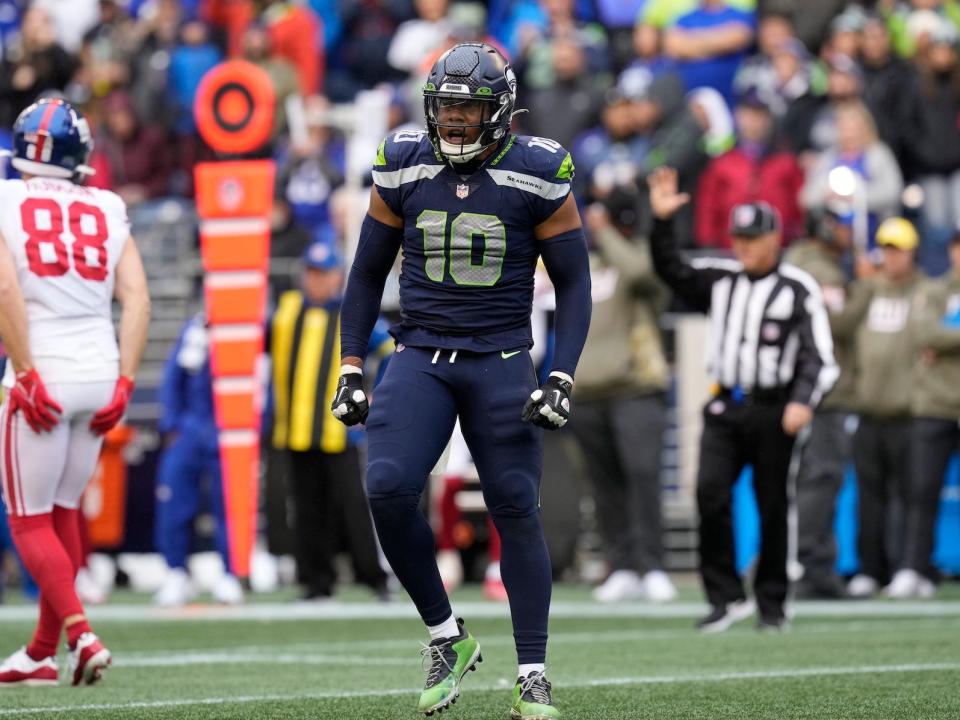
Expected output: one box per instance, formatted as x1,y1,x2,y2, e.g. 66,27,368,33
0,7,79,130
859,13,915,170
647,167,837,632
903,21,960,269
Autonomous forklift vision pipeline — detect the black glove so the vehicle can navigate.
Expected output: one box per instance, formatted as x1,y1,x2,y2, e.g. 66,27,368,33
331,370,369,426
521,373,572,430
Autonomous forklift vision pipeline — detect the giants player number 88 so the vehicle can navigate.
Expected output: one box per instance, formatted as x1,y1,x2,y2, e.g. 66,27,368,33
0,99,150,688
20,198,109,280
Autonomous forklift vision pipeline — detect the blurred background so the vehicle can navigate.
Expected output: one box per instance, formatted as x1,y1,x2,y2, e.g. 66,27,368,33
0,0,959,609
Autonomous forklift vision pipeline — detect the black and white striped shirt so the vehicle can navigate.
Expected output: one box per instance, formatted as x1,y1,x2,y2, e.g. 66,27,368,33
651,219,838,406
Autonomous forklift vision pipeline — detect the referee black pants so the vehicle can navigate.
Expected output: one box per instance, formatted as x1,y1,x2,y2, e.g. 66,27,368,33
697,399,795,620
289,446,387,597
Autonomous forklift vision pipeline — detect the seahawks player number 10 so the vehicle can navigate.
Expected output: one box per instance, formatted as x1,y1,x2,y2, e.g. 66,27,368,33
418,211,505,287
332,41,593,720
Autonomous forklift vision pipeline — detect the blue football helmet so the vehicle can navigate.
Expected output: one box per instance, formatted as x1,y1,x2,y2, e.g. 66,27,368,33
7,98,95,180
423,43,517,163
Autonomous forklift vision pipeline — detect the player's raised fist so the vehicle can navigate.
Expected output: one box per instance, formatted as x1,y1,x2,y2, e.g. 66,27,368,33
10,368,63,433
522,372,573,430
331,369,369,426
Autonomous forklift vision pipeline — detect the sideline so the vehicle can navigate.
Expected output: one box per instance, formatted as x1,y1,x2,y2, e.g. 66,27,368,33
2,662,958,716
2,600,960,623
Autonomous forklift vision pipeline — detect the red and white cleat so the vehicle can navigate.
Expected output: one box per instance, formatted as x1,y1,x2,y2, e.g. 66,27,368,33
0,647,58,687
483,577,508,601
68,633,111,686
483,562,509,602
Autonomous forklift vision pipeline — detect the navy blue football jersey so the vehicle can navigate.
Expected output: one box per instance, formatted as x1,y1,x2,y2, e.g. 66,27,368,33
372,130,575,353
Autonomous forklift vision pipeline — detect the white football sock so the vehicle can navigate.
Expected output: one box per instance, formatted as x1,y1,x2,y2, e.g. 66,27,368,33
427,615,460,642
518,663,545,678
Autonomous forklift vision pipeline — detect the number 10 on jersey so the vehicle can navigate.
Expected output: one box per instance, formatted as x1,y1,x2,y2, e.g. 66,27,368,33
20,197,109,281
416,210,505,287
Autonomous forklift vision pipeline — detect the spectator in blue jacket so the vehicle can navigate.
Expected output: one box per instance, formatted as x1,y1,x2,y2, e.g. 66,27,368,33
662,0,755,106
153,312,243,607
168,19,222,135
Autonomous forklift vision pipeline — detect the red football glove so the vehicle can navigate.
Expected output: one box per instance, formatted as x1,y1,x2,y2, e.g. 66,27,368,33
9,369,63,433
90,376,134,436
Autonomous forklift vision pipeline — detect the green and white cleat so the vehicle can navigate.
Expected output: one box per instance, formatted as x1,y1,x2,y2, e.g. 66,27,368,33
417,619,482,716
511,671,560,719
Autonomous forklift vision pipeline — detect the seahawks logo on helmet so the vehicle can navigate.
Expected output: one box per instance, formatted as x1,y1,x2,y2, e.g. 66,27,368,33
505,66,517,96
423,43,518,164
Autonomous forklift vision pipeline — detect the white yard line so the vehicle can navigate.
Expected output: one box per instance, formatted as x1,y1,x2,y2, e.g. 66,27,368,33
116,651,412,668
2,662,958,716
113,617,960,659
2,600,960,623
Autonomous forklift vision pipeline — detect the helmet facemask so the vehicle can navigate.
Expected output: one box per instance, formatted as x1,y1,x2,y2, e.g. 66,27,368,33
423,43,517,164
425,93,507,163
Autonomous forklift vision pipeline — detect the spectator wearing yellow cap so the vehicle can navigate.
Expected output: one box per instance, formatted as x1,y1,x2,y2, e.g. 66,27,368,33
837,217,926,598
889,231,960,599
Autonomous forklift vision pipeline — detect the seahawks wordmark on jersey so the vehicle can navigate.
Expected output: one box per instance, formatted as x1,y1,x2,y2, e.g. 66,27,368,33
372,130,574,353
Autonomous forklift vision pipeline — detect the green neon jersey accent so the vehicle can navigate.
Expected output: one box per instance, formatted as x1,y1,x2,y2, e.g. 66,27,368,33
489,135,516,166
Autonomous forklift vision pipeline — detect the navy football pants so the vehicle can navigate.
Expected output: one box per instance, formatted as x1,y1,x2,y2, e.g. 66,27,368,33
366,346,551,664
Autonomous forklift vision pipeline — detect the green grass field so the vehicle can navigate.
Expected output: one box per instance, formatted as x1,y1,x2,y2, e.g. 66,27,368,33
1,584,959,719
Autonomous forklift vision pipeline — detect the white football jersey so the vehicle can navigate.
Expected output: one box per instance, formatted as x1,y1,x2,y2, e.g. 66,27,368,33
0,177,130,385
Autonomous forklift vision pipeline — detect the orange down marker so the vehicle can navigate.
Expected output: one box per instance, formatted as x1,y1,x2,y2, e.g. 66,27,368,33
193,60,275,578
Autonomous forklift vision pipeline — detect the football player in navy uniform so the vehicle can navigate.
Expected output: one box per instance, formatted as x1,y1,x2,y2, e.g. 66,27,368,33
331,43,591,718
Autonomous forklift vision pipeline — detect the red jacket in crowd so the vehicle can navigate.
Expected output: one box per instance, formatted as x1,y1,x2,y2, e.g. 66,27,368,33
695,146,805,249
203,0,323,95
264,3,323,95
203,0,254,57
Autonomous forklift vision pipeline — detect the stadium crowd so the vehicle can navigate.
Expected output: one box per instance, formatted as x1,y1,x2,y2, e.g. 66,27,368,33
0,0,959,611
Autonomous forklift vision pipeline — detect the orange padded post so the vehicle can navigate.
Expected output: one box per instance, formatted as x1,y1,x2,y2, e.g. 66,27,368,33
193,60,275,579
208,325,264,377
212,377,259,430
203,271,268,325
218,429,259,581
82,425,135,549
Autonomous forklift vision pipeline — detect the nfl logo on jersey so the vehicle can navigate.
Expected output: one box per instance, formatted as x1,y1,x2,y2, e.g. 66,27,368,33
456,184,469,200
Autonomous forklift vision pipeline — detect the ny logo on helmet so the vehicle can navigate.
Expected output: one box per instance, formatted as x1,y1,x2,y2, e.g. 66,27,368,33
23,131,53,163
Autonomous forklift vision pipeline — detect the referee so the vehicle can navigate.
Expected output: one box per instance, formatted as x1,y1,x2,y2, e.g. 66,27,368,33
648,168,838,632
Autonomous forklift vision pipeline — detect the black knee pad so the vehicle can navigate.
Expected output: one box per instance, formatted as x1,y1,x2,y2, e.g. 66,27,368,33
490,510,543,544
483,468,540,518
365,456,417,498
368,493,420,528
